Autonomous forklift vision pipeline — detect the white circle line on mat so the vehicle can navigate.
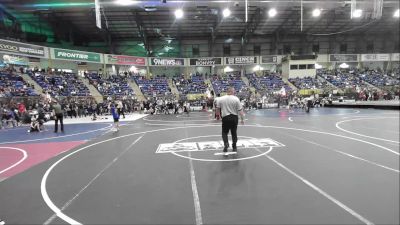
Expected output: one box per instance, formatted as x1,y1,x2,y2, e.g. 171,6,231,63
336,117,399,144
0,147,28,175
41,123,397,224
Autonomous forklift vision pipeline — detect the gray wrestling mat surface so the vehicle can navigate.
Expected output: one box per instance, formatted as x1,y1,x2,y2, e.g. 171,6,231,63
0,108,399,225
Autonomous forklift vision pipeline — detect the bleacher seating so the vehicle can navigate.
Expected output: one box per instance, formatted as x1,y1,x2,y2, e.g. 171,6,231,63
246,73,291,93
211,73,245,94
174,74,207,95
0,72,37,97
28,71,90,96
87,73,135,97
317,70,366,89
133,76,169,97
359,71,400,87
288,76,328,89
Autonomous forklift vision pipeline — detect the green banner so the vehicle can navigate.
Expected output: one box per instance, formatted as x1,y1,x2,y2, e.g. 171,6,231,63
52,48,102,63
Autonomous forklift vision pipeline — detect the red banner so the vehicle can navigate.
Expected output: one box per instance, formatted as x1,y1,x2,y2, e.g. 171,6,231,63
106,54,146,65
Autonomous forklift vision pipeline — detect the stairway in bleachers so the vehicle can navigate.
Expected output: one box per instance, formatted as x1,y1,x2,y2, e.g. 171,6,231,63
128,79,146,101
282,77,298,91
364,81,382,92
241,76,256,95
20,72,44,94
204,78,215,97
78,76,104,103
168,78,180,99
316,76,344,94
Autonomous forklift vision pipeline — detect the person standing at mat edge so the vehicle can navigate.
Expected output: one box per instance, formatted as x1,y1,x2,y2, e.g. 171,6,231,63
52,100,64,133
216,87,245,153
110,103,120,131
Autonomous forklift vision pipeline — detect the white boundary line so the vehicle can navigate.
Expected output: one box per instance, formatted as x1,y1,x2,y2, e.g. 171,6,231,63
41,124,398,224
336,117,400,144
145,122,215,126
183,122,203,225
143,117,213,123
263,153,374,225
281,133,399,173
188,151,203,225
0,124,113,145
261,109,361,117
41,125,209,225
0,147,28,175
177,114,211,118
43,136,143,225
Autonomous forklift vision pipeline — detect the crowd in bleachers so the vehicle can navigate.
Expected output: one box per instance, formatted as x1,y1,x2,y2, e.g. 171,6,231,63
211,73,250,98
173,73,208,95
86,73,135,97
317,70,368,89
0,67,37,97
133,75,171,97
28,70,90,97
358,71,400,87
288,76,328,89
246,73,291,93
2,63,400,130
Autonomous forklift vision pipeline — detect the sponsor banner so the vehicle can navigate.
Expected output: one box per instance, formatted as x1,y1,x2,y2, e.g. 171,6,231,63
361,54,390,62
2,54,29,65
392,53,400,62
0,39,48,58
51,48,103,63
224,56,258,65
261,55,278,64
329,54,358,62
150,57,185,66
189,57,222,66
105,54,146,66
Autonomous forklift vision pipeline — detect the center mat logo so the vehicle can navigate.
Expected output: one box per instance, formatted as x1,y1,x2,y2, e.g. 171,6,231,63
156,138,284,153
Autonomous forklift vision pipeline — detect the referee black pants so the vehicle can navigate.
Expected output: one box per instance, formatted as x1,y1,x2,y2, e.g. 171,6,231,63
222,114,238,147
54,113,64,132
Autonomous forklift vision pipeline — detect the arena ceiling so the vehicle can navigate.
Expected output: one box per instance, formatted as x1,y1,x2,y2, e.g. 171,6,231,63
1,0,399,43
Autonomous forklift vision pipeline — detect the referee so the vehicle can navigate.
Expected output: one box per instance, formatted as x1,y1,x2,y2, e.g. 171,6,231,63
216,87,245,153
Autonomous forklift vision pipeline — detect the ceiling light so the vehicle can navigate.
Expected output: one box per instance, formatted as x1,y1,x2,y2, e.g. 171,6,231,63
224,66,234,73
315,63,323,69
115,0,137,6
339,63,349,69
175,9,184,19
312,8,321,17
222,8,231,18
225,38,233,43
394,9,400,18
253,65,262,71
268,8,277,18
352,9,362,18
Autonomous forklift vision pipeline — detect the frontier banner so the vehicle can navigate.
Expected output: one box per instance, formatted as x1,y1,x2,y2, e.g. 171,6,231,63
329,54,358,62
105,54,146,66
189,57,222,66
150,57,185,66
224,56,258,65
361,54,390,62
51,48,103,63
0,39,48,58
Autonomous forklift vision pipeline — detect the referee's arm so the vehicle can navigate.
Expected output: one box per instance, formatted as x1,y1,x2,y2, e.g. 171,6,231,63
237,100,245,124
215,99,221,118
